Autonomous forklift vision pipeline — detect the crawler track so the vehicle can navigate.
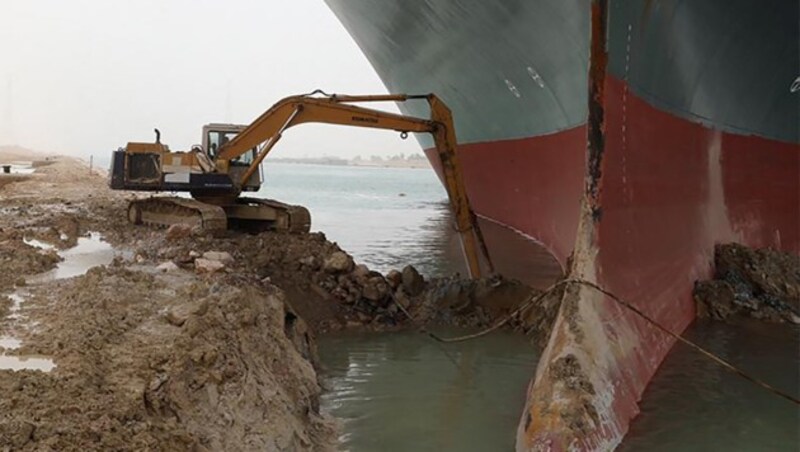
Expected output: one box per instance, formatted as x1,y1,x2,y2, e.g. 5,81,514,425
127,196,311,233
127,197,227,231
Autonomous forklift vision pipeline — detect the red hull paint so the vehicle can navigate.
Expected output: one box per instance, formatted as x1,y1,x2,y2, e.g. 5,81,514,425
425,127,587,267
556,75,800,449
430,76,799,450
598,74,800,388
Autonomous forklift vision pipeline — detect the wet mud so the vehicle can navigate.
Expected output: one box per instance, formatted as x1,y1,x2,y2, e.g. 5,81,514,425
0,153,554,450
694,243,800,324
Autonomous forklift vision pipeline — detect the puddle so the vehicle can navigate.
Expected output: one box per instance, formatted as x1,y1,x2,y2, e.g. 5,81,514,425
27,232,117,283
7,292,26,319
2,292,29,359
0,336,21,350
0,233,117,367
0,355,55,372
23,237,56,251
0,229,111,374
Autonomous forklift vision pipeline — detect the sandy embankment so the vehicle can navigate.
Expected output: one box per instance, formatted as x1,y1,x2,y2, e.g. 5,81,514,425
0,152,336,450
0,150,549,450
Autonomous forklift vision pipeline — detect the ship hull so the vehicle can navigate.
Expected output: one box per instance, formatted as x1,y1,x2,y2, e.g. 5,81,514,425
325,0,800,449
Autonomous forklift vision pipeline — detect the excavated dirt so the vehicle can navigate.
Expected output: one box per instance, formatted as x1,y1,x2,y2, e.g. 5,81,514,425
694,243,800,324
0,175,31,190
1,266,333,450
93,198,548,339
0,151,551,450
0,296,10,320
0,230,62,290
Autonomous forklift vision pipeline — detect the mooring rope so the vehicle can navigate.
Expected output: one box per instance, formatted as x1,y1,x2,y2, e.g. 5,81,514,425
391,278,800,406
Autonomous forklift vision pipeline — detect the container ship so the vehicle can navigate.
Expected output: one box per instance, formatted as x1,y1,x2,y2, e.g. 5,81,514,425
325,0,799,449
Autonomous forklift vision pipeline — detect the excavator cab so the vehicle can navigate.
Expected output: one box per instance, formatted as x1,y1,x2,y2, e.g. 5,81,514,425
109,123,308,234
201,124,261,192
109,124,262,194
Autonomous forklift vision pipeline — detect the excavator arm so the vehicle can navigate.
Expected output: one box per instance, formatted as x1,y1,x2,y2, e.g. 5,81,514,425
218,92,493,278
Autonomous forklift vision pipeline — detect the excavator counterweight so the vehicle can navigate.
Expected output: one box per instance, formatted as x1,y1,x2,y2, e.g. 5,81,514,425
109,92,492,277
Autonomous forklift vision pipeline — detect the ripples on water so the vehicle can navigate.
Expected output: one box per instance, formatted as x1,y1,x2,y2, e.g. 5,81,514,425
621,320,799,451
259,163,798,450
259,163,562,286
318,329,538,452
259,163,455,275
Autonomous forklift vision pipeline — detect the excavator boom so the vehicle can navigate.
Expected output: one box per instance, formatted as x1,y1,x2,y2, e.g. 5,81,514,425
216,92,491,278
110,91,493,278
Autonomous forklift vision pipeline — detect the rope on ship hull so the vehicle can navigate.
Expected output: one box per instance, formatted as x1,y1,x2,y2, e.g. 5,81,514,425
392,278,800,406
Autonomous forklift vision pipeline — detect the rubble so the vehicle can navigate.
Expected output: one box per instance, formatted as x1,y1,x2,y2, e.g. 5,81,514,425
195,258,226,273
156,261,180,272
322,251,353,274
202,250,233,263
694,243,800,323
385,269,402,289
166,223,193,241
401,265,425,296
0,153,554,450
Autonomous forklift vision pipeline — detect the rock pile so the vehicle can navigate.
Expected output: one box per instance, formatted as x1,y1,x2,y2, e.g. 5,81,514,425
119,225,541,335
694,243,800,323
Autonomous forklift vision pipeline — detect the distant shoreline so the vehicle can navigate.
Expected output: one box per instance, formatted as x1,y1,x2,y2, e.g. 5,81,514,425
270,157,431,169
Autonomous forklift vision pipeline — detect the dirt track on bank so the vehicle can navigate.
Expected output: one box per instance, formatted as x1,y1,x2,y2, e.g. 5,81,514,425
0,151,552,451
0,154,335,450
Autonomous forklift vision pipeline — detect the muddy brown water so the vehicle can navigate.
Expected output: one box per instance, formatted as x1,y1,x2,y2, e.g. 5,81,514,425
318,328,539,452
319,322,799,451
621,319,799,451
264,164,799,450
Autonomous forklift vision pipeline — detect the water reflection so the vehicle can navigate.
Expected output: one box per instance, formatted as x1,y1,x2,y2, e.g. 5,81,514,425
0,355,56,372
257,163,562,286
621,319,800,451
27,232,117,283
319,328,538,452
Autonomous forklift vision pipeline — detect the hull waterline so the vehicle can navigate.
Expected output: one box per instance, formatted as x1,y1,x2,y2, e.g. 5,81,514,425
325,0,800,448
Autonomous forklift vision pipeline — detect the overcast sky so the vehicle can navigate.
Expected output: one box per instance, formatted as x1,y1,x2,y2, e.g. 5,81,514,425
0,0,420,160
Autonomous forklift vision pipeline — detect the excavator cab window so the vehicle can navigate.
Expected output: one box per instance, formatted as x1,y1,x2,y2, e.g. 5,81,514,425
207,130,255,165
207,131,232,159
234,147,257,166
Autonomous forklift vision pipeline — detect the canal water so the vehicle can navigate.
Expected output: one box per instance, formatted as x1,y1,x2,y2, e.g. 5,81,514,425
319,329,539,451
260,163,799,451
621,319,799,451
258,162,457,276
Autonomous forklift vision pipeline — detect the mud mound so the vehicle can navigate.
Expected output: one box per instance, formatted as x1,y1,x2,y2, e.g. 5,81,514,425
0,230,61,289
415,275,531,322
117,224,544,337
0,265,333,450
23,214,80,249
0,174,31,190
694,243,800,323
0,296,9,320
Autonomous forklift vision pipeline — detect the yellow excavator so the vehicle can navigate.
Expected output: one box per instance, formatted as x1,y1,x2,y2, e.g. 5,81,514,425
109,91,492,277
